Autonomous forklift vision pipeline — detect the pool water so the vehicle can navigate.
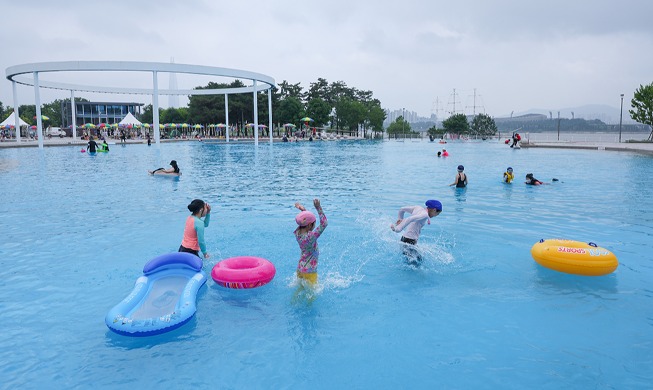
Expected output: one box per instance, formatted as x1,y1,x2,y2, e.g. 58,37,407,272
1,140,652,389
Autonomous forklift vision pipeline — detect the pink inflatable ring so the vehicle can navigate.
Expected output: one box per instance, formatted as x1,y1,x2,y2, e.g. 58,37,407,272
211,256,276,289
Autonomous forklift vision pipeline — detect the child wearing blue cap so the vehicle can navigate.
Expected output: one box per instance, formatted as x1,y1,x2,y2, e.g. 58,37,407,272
390,200,442,263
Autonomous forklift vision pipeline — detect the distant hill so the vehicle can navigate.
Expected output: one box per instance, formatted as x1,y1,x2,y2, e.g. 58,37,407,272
507,104,636,124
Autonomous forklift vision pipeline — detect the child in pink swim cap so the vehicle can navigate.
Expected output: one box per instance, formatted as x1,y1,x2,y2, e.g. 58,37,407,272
293,199,328,287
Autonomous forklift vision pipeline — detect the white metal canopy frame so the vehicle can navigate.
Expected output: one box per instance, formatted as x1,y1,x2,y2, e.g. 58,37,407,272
5,61,276,148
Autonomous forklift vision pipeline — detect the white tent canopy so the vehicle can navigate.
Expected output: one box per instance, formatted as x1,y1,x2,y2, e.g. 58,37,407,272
0,112,29,127
118,112,142,126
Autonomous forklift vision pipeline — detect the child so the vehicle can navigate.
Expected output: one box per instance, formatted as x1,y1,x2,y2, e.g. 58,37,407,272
293,199,327,287
179,199,211,259
503,167,514,183
391,200,443,263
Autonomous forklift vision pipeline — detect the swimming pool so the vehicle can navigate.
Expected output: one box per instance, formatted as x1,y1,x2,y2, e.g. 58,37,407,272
1,140,651,389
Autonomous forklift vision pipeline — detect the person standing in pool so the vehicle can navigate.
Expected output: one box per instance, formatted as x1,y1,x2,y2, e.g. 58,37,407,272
503,167,514,183
179,199,211,259
391,200,443,263
86,138,98,153
149,160,180,175
293,199,328,287
449,165,468,188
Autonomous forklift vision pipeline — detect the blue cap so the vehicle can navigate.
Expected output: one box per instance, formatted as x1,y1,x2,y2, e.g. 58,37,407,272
425,200,442,211
457,165,464,171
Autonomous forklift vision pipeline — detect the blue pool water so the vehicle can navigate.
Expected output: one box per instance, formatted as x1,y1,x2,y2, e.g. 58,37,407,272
1,140,652,389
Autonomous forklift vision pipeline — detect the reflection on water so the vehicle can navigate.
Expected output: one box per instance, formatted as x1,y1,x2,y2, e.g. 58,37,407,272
1,141,652,389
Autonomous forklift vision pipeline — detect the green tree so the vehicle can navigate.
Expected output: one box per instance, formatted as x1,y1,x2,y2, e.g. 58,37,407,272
366,102,386,133
427,125,446,138
41,99,64,127
160,107,189,124
336,98,366,131
470,113,498,139
386,116,412,135
306,97,331,127
629,82,653,141
276,96,304,126
442,113,469,135
18,105,36,125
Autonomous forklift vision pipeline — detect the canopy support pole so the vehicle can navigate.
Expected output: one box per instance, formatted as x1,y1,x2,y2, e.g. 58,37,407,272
12,81,20,143
71,91,77,140
268,90,273,144
253,80,258,146
225,94,229,142
34,72,44,149
152,71,160,146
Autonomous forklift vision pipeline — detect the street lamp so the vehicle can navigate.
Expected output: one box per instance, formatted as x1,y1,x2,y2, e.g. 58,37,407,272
619,94,624,143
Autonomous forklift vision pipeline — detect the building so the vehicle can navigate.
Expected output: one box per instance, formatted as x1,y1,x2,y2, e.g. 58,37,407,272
60,101,143,128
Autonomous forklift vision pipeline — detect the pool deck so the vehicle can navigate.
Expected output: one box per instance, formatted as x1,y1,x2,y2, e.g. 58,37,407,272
0,136,357,148
2,137,652,155
521,140,653,156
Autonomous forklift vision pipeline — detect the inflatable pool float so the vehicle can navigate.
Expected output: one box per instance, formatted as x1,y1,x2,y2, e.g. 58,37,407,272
530,239,618,276
105,252,206,337
211,256,276,289
148,170,181,177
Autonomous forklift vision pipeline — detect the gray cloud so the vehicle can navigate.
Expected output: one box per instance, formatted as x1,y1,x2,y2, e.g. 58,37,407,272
2,0,651,119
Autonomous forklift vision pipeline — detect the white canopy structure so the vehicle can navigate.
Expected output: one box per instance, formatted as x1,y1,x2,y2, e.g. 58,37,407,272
118,112,142,126
0,112,28,127
5,61,276,148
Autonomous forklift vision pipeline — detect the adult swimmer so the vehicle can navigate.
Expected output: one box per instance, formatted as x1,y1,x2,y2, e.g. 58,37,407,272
390,200,443,264
149,160,181,175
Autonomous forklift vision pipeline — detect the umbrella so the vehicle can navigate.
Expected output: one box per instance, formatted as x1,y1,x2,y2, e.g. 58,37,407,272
300,117,313,122
143,123,151,128
181,123,189,128
283,123,296,128
98,123,107,128
83,123,96,129
34,115,50,121
167,123,177,128
193,124,203,129
30,125,37,129
216,123,226,128
159,124,165,129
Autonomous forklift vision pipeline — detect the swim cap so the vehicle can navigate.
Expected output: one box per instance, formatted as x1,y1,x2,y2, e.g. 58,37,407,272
457,165,464,171
170,160,177,165
425,199,442,211
507,167,513,171
295,211,316,227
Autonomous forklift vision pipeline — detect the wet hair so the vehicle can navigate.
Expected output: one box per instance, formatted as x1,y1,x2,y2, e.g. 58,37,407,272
187,199,205,214
170,160,179,173
526,173,533,178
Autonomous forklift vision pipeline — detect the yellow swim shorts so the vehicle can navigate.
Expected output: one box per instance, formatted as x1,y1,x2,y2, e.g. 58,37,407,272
296,271,318,285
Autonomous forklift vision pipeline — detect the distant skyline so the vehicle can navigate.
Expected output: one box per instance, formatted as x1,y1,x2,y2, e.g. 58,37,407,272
1,1,651,121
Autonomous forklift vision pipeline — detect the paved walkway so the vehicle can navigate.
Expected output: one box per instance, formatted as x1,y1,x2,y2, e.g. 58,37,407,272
521,140,653,156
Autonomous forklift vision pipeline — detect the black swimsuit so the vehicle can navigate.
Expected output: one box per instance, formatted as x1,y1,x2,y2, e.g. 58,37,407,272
455,173,467,188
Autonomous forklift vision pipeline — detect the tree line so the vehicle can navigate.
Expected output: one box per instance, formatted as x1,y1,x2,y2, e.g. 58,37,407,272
3,81,653,140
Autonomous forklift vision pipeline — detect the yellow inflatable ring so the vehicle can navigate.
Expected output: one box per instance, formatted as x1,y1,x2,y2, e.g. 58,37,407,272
530,239,618,276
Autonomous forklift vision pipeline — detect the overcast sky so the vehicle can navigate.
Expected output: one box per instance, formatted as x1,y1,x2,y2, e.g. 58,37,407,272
1,0,651,122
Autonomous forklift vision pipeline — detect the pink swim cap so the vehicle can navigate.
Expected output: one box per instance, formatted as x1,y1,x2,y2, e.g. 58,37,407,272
295,211,316,227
